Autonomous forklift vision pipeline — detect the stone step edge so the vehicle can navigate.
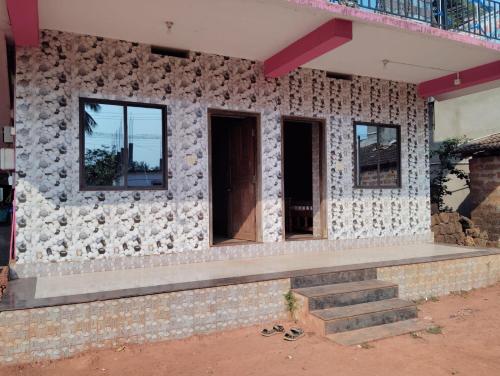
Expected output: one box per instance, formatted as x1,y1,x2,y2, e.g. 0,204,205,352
310,299,416,322
326,319,433,346
293,280,398,298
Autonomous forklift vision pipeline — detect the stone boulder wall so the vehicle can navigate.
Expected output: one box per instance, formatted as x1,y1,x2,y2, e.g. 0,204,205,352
431,212,497,247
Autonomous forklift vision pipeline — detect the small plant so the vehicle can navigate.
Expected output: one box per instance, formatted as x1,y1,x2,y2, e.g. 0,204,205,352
413,296,439,304
426,325,443,335
450,290,469,298
284,290,300,322
360,343,374,349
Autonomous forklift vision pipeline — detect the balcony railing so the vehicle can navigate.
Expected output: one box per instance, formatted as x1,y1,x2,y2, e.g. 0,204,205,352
330,0,500,41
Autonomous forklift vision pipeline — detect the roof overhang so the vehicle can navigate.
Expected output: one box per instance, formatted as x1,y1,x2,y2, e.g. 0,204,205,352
1,0,499,96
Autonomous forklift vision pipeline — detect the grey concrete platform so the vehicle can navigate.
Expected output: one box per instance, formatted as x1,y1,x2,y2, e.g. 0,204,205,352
1,243,499,312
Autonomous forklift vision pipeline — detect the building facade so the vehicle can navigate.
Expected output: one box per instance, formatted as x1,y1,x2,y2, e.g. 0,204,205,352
13,30,431,276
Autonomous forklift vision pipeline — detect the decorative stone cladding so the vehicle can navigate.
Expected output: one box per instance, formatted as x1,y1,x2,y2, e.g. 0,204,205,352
377,255,500,300
0,279,290,364
469,156,500,244
14,30,430,273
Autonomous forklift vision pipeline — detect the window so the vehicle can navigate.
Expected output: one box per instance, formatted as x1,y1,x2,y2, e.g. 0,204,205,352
80,98,167,190
354,122,401,188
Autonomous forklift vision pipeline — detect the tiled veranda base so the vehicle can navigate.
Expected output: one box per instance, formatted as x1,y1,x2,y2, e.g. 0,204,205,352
1,254,500,365
0,279,290,364
378,254,500,300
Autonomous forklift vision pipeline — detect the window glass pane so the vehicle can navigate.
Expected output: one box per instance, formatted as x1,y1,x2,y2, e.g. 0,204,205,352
127,106,164,187
83,103,125,187
378,127,399,187
356,124,378,187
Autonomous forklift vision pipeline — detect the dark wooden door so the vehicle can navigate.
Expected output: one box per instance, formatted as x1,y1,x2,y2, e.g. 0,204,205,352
228,118,257,241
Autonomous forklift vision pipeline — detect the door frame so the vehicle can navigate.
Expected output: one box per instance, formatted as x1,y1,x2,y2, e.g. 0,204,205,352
280,115,327,241
207,108,262,246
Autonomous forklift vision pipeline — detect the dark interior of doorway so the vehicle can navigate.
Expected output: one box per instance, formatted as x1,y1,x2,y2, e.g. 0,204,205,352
211,114,257,245
283,120,315,239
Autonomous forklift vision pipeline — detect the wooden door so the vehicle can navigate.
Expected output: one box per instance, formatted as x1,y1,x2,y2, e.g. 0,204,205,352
228,118,257,241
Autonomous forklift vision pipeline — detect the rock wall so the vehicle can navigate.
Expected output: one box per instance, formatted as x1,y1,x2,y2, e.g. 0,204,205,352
469,156,500,244
0,266,7,300
431,212,497,247
14,30,430,268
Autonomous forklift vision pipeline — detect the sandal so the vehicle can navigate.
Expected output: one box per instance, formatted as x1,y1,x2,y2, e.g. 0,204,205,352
283,327,304,341
260,324,285,337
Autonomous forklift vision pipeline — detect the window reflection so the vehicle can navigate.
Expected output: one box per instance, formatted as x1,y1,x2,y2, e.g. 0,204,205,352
356,124,378,187
378,126,399,187
81,99,166,189
127,107,164,187
83,103,125,187
355,123,400,188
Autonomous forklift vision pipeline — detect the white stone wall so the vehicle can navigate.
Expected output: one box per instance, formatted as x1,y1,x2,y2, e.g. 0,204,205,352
14,30,430,268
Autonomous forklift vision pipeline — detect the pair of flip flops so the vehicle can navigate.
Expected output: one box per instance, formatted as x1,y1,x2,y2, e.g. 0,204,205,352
260,324,304,341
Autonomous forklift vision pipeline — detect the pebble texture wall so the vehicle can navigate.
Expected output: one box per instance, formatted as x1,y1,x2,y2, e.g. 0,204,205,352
14,30,430,268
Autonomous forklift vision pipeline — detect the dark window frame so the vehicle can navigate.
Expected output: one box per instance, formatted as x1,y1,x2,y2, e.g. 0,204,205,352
353,121,401,189
79,97,168,191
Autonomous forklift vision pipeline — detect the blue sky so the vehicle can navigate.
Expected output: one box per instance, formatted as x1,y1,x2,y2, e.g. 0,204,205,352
85,103,163,168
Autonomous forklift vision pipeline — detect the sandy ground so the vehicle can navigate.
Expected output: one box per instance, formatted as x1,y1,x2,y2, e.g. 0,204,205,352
3,282,500,376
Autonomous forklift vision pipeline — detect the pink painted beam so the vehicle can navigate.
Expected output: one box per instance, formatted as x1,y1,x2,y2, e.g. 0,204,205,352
6,0,39,47
264,18,352,78
417,60,500,98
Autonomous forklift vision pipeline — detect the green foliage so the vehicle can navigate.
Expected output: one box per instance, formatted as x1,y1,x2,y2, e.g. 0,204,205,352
426,326,443,335
84,147,121,186
84,103,102,135
284,290,300,322
430,136,470,212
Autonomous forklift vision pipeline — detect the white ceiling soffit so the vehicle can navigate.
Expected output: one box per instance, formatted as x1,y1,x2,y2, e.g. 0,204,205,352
30,0,500,83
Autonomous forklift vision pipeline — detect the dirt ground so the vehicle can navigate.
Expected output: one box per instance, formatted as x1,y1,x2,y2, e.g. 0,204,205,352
3,283,500,376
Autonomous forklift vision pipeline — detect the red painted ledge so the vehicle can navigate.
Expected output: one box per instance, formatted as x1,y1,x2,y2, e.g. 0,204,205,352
6,0,39,47
417,60,500,98
264,18,352,78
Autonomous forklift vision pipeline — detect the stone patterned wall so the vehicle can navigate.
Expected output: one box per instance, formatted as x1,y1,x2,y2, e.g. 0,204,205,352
14,30,430,270
377,255,500,300
0,279,290,364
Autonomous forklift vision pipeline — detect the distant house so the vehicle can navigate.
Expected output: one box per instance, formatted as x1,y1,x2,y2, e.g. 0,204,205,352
455,133,500,246
432,87,500,215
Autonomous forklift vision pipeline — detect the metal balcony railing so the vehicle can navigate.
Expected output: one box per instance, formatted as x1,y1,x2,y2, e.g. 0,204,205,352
330,0,500,41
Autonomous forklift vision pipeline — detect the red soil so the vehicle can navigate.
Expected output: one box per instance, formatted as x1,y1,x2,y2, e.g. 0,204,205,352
3,283,500,376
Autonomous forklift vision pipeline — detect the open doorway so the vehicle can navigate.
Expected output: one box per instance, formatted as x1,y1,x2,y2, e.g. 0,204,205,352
282,117,326,240
209,110,260,246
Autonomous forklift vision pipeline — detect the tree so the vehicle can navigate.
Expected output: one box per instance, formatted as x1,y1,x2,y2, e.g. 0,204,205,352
430,137,470,212
84,146,121,186
84,103,102,135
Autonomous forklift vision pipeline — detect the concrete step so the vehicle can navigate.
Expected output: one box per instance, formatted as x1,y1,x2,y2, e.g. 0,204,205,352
294,280,398,310
327,319,432,346
291,268,376,289
312,298,418,334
